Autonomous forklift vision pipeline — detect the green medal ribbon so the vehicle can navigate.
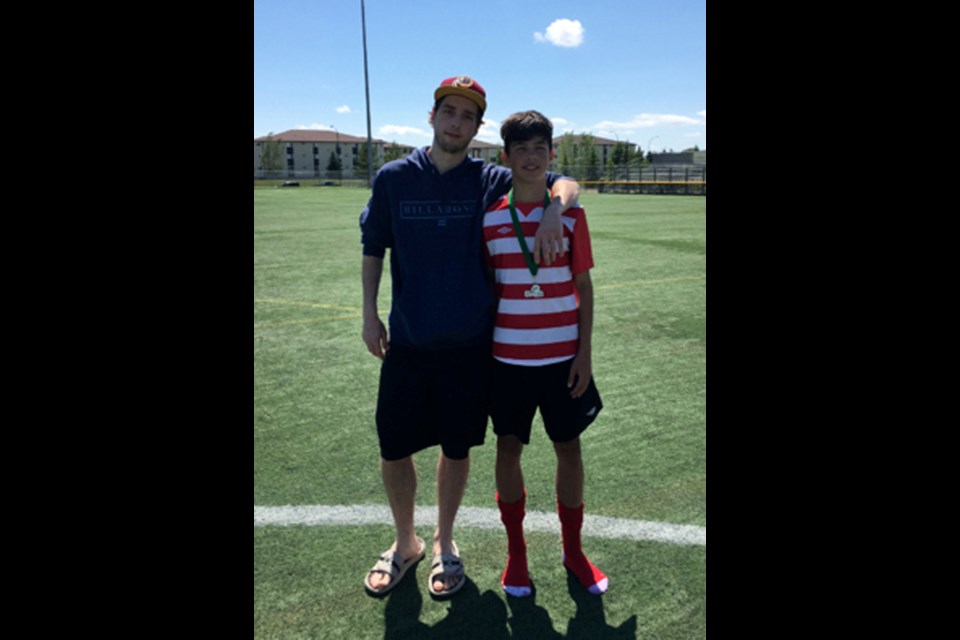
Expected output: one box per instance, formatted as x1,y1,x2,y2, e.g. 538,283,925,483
507,188,552,277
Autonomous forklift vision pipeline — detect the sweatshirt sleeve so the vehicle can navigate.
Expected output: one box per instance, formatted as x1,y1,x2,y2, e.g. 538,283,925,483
481,165,569,208
359,169,392,258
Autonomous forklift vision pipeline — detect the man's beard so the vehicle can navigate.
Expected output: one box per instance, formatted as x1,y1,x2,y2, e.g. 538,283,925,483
433,133,471,155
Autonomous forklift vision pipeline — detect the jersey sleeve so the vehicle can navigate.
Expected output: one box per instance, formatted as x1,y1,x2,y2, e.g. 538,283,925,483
569,208,594,275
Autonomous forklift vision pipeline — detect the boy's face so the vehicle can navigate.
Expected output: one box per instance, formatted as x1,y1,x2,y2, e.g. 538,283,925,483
503,136,554,184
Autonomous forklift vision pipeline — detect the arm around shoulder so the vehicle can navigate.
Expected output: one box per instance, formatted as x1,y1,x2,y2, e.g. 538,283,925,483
534,177,580,266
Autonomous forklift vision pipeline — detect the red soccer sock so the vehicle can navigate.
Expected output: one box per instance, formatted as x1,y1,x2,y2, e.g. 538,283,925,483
558,500,608,595
496,490,531,596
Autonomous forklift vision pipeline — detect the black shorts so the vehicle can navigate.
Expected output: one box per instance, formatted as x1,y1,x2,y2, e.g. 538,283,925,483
490,358,603,445
376,344,491,461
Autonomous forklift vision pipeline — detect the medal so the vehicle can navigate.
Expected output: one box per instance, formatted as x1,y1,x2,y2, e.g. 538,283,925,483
508,188,552,298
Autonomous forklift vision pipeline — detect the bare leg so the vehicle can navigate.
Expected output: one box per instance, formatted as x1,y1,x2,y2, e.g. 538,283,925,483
554,437,584,508
368,456,419,591
496,435,525,503
433,451,469,593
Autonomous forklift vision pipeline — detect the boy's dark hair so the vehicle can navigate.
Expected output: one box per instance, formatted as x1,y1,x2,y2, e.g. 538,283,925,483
500,111,554,154
433,96,485,125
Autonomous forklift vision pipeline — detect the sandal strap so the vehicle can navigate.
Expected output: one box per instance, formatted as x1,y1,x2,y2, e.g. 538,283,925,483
370,552,400,577
431,553,463,576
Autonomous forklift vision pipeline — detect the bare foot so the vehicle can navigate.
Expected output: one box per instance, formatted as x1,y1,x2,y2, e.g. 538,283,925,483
367,538,423,592
430,539,464,594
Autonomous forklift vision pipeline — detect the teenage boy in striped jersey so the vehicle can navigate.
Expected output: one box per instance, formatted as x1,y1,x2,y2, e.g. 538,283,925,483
483,110,607,597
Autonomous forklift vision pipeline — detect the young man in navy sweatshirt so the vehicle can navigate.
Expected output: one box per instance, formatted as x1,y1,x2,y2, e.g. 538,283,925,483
360,76,579,598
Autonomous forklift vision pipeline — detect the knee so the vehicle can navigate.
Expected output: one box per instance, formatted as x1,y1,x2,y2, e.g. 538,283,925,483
497,435,524,459
553,437,582,462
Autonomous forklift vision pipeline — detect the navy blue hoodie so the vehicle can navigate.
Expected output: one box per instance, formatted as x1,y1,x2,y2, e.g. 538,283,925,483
360,147,561,350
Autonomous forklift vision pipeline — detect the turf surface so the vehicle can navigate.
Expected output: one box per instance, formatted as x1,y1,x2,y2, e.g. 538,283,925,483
254,187,705,638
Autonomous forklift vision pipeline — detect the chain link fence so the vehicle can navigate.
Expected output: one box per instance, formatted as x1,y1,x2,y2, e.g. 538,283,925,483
254,165,706,194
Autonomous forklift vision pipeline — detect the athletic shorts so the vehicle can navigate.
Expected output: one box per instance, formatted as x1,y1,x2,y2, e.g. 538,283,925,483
490,358,603,445
376,344,491,461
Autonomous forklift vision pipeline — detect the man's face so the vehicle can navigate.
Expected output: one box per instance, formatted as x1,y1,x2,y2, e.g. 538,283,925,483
430,95,481,154
503,136,554,184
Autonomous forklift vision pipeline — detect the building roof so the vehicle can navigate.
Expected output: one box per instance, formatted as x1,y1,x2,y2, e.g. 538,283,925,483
255,129,386,144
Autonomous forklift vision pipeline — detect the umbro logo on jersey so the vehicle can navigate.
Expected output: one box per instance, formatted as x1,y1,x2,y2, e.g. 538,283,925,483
497,226,512,235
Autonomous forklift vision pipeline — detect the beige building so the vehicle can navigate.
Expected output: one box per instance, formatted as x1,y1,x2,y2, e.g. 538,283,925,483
552,135,636,168
467,139,503,164
254,129,387,179
254,129,521,178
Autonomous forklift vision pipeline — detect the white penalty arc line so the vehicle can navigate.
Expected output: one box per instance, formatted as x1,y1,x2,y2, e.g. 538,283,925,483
254,505,705,547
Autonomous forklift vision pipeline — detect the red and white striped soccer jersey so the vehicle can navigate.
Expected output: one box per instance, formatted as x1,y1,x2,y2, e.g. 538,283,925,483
483,195,594,366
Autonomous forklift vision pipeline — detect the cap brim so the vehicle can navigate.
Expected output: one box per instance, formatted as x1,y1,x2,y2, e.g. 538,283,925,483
434,87,486,113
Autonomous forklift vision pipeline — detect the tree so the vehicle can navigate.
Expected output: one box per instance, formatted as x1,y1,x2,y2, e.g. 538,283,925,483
326,151,342,171
354,141,382,175
557,133,577,179
384,142,405,163
578,134,600,181
607,141,633,180
260,132,283,175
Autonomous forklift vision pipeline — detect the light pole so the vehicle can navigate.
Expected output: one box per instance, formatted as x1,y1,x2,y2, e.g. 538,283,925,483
331,125,341,186
646,135,659,174
361,0,373,188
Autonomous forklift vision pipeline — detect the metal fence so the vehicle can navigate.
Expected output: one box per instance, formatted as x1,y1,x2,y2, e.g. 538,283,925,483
254,165,706,194
561,165,706,195
254,169,367,182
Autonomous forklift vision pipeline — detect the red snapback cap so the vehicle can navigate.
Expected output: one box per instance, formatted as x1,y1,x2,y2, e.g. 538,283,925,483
434,75,487,112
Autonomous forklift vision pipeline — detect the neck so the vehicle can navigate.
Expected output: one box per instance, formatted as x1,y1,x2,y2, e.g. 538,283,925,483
427,145,468,175
511,179,548,203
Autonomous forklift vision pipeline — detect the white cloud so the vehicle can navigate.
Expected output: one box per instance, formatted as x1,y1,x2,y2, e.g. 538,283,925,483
698,110,706,119
298,123,334,131
551,117,570,127
379,125,430,138
336,105,351,114
475,120,502,144
593,113,704,133
534,19,585,48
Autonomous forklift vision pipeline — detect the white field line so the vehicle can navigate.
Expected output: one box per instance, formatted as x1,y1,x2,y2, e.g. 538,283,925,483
254,505,705,547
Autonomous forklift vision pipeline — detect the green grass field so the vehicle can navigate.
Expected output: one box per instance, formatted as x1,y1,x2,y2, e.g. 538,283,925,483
254,187,706,639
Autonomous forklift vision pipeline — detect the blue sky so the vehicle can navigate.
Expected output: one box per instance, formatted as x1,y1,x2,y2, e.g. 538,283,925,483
254,0,705,153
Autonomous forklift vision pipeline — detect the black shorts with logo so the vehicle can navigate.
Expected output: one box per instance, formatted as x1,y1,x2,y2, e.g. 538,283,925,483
376,344,491,461
490,358,603,445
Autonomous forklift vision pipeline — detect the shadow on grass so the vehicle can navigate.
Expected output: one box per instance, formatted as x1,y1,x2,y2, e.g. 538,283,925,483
381,572,635,639
383,576,509,640
504,582,564,639
563,569,637,639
